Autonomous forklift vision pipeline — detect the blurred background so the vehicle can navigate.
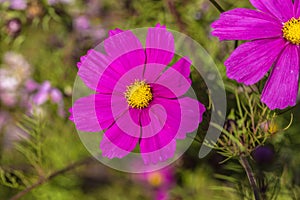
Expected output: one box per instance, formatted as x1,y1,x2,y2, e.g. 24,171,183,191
1,0,300,199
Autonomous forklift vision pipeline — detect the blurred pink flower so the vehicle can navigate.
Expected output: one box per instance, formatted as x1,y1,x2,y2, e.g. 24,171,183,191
0,92,17,107
70,24,205,164
25,79,39,92
73,16,106,43
0,0,27,10
0,52,31,107
32,81,51,105
74,16,91,31
6,18,22,37
30,80,65,117
133,166,175,200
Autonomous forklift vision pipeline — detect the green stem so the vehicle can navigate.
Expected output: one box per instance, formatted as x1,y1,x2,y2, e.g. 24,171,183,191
9,157,93,200
239,155,261,200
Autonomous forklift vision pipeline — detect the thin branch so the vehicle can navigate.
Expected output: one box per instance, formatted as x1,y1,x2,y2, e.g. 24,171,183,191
239,155,262,200
166,0,186,32
10,157,93,200
209,0,225,13
234,40,239,49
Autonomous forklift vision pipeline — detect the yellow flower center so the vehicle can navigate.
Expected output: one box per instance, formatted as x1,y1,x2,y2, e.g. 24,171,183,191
268,122,278,134
282,17,300,45
147,172,163,187
125,80,152,109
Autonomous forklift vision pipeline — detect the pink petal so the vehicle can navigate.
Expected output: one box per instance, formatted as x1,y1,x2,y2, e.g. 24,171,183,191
96,53,145,94
100,123,139,159
261,44,300,110
104,29,145,72
249,0,294,22
140,98,181,164
70,94,102,132
211,8,282,41
108,28,123,37
176,97,206,139
140,103,168,138
106,65,144,95
170,57,192,84
295,0,300,18
225,38,286,85
77,55,87,69
79,32,145,93
151,84,177,99
143,63,167,82
112,108,141,138
141,139,176,165
249,0,271,13
146,25,174,65
78,49,118,92
154,59,192,97
95,93,127,130
71,93,127,132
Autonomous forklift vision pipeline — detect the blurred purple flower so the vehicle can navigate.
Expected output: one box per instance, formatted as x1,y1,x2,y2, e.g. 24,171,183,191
88,27,106,42
25,79,39,92
32,81,51,105
6,18,22,37
156,190,169,200
0,52,31,107
50,88,63,103
74,16,91,31
50,88,65,116
3,51,31,82
252,145,275,165
0,92,17,107
3,0,27,10
30,81,65,117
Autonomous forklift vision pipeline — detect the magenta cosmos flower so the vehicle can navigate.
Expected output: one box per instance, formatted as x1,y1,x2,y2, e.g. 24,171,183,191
70,24,205,164
212,0,300,110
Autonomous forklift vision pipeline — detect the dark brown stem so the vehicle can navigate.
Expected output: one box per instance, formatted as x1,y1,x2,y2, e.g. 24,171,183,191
9,157,93,200
209,0,225,13
234,40,239,49
239,155,261,200
166,0,186,32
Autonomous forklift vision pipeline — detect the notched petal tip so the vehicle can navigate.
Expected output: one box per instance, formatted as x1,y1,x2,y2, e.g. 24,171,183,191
155,23,166,28
68,107,74,121
108,28,124,37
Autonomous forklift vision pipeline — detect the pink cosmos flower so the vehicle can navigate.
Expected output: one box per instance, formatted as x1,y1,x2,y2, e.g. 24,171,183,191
211,0,300,110
133,166,175,200
70,24,206,164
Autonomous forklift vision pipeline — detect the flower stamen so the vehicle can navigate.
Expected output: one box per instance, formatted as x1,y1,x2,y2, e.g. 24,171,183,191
147,172,163,187
282,17,300,45
125,80,152,109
